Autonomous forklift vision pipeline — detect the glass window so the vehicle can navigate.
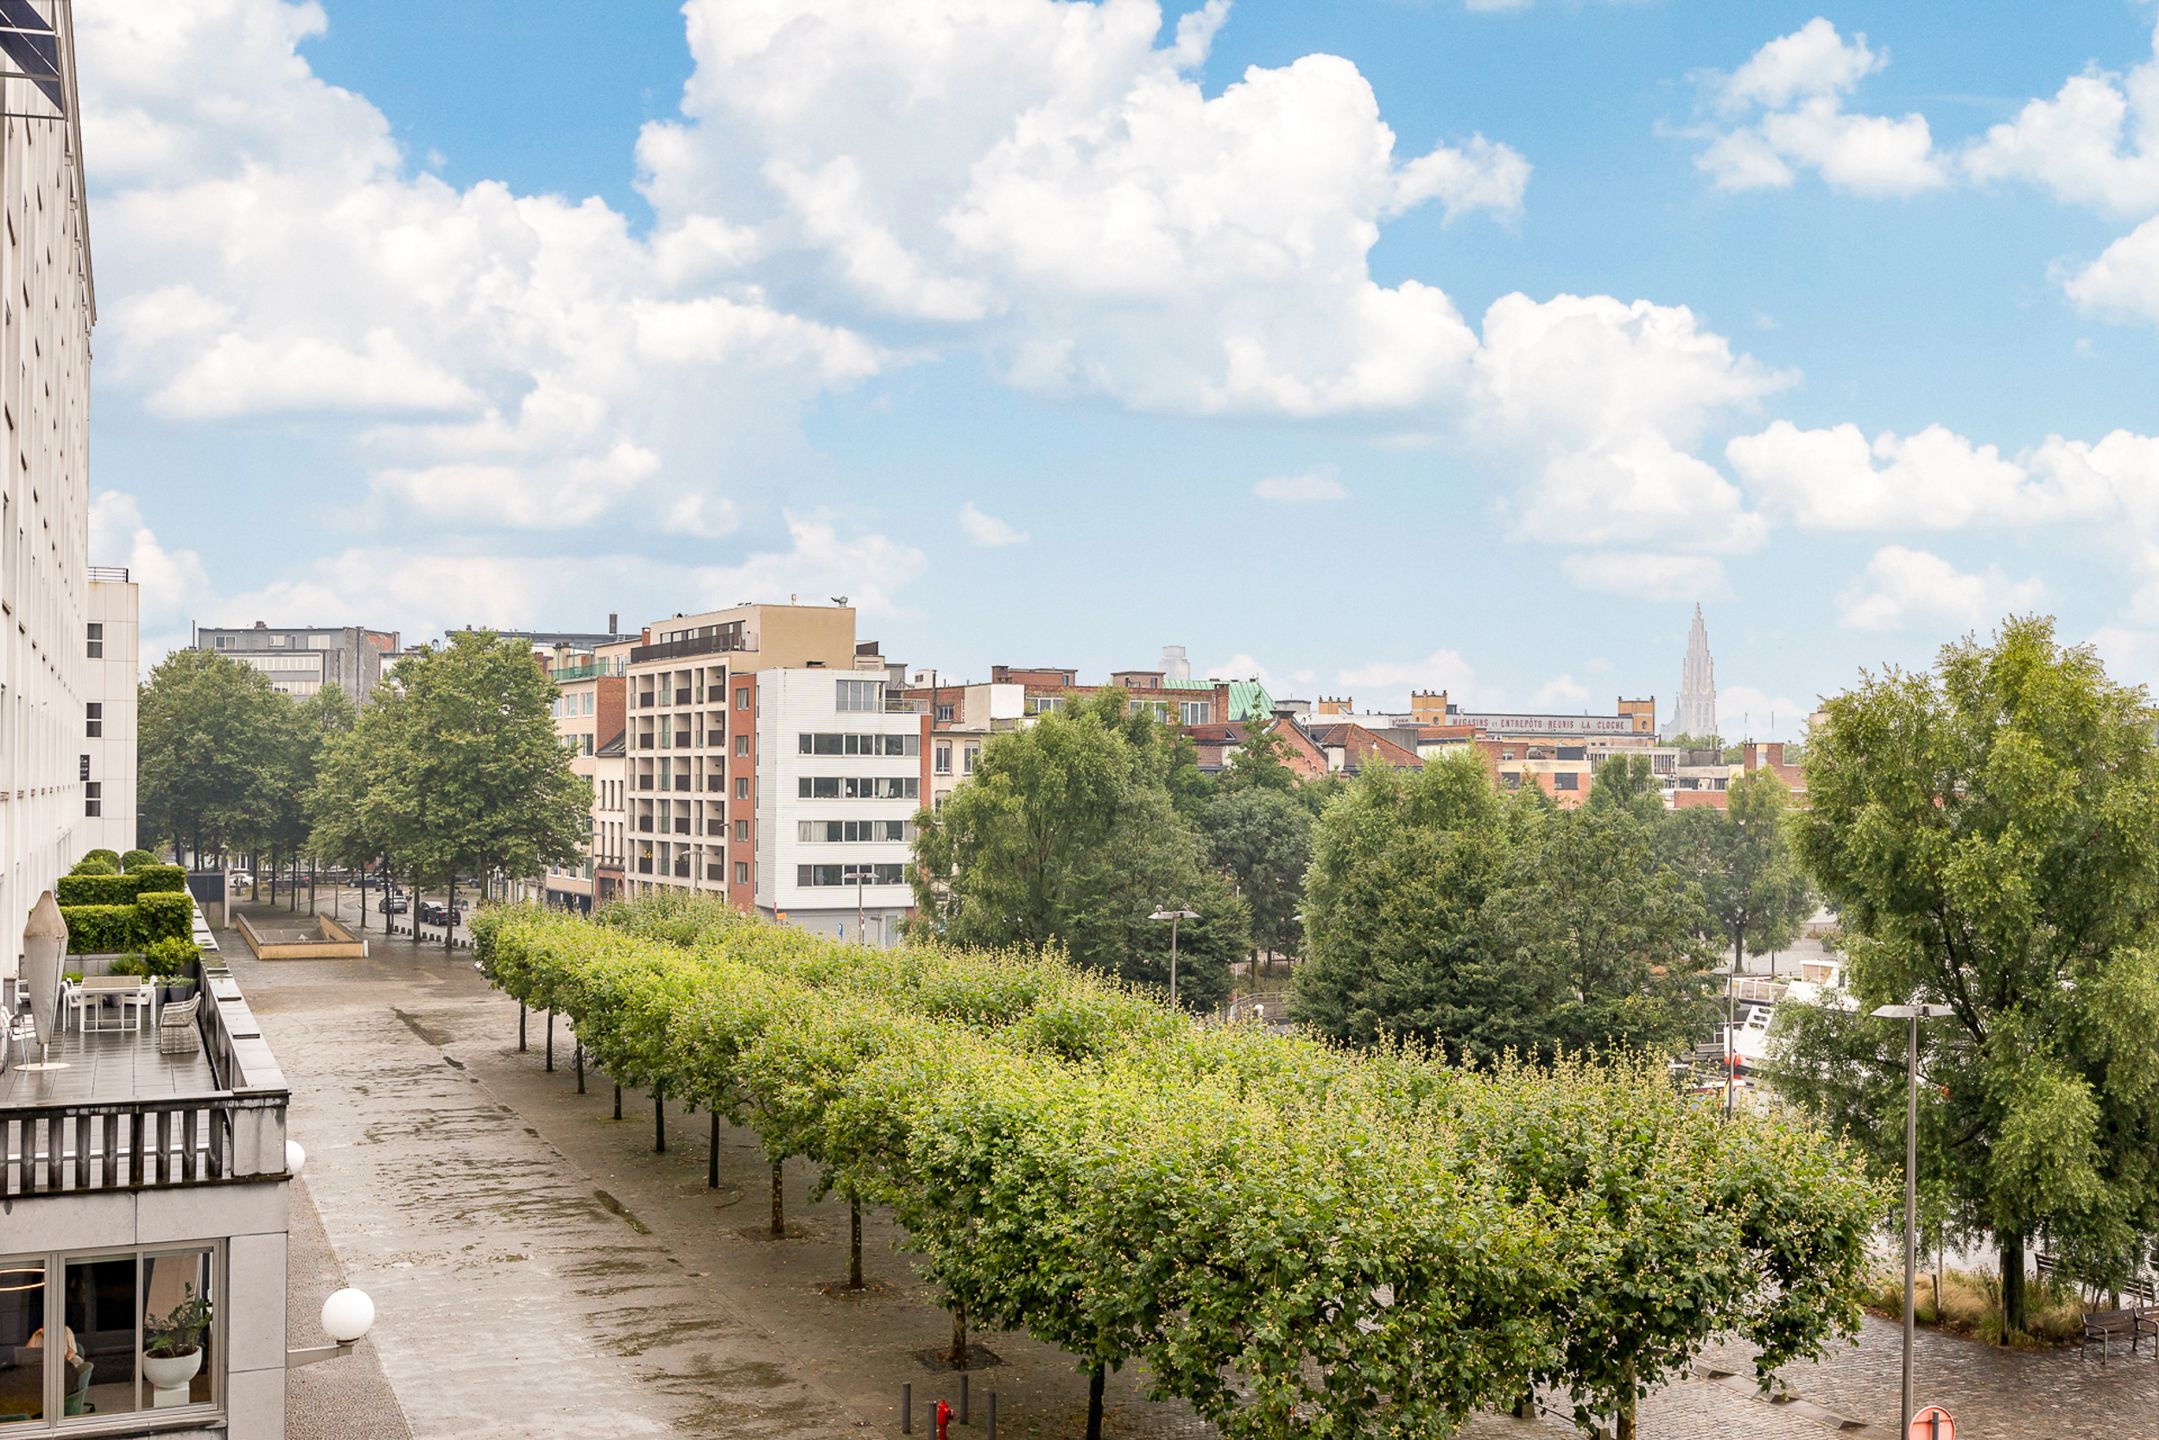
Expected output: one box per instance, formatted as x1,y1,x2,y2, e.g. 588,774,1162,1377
0,1259,48,1421
733,862,749,885
85,622,102,660
64,1254,138,1417
734,777,750,800
85,702,101,738
962,746,979,777
835,679,883,713
140,1250,214,1412
735,687,751,711
933,743,951,775
1180,701,1210,725
84,782,101,818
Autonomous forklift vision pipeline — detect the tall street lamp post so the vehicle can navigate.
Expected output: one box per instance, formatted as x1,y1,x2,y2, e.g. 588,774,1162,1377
1871,1000,1954,1434
1149,906,1198,1011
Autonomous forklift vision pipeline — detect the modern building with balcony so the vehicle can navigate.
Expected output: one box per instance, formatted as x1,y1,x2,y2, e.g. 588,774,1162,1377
539,641,631,914
2,913,296,1435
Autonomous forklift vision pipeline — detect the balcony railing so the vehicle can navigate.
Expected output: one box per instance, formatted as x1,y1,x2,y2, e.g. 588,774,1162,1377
629,629,756,666
551,660,616,682
86,565,130,584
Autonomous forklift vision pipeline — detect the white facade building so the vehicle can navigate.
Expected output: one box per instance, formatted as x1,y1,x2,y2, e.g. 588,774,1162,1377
754,668,924,946
81,570,139,855
1,13,103,978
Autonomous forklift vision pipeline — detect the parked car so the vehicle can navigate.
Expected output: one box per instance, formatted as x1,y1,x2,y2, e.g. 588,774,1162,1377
379,894,409,914
228,871,253,889
420,900,467,927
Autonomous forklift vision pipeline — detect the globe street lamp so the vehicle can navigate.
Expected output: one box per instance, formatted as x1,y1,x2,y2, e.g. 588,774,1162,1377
287,1287,376,1369
1871,1000,1954,1434
1149,907,1199,1011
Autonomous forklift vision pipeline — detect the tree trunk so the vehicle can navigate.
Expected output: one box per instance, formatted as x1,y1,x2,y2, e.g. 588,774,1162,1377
446,879,457,950
770,1157,786,1237
613,1081,622,1121
1615,1358,1637,1440
576,1041,586,1095
545,1010,554,1072
654,1087,666,1153
948,1308,967,1368
849,1197,864,1289
1085,1362,1105,1440
708,1112,719,1188
518,1003,527,1052
2001,1230,2028,1341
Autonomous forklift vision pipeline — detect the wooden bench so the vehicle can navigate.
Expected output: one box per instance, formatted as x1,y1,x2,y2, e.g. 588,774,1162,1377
2081,1306,2157,1362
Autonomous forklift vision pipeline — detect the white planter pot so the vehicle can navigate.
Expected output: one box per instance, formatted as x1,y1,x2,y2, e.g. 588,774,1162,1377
142,1347,203,1392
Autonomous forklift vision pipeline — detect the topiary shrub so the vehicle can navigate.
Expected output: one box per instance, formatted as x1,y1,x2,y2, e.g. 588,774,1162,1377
71,854,119,876
56,872,141,906
61,904,139,954
136,891,194,945
131,865,187,894
121,848,161,872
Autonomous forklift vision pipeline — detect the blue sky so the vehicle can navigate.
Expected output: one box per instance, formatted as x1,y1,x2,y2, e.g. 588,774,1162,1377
76,1,2159,736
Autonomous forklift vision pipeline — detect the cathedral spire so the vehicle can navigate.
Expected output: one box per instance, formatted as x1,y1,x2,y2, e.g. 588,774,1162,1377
1665,605,1718,741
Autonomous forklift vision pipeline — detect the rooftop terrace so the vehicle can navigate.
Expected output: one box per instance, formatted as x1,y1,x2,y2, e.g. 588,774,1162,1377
1,928,289,1198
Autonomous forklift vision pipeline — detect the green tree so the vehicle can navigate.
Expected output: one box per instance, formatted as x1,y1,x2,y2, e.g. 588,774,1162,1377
912,690,1248,1009
1587,752,1665,824
1291,756,1521,1054
1664,768,1812,977
310,632,586,942
1200,785,1312,972
1784,616,2159,1336
1217,714,1298,795
138,649,287,865
1482,803,1718,1058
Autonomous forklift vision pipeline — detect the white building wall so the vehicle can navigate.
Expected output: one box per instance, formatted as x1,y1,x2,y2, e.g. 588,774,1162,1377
83,575,138,854
755,669,920,946
0,36,98,978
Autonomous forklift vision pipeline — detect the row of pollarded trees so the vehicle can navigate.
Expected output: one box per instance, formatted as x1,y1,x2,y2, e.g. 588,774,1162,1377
140,631,589,928
478,895,1883,1440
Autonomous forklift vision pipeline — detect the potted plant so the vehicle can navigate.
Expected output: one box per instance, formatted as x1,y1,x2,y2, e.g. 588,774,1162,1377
143,937,201,1003
142,1285,212,1395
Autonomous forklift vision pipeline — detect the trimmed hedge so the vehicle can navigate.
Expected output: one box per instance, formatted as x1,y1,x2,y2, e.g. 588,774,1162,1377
137,891,193,944
70,855,118,876
56,873,141,906
61,904,137,954
120,848,160,872
133,865,187,894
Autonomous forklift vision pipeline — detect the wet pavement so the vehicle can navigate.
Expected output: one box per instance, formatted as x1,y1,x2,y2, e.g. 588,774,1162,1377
229,920,2154,1439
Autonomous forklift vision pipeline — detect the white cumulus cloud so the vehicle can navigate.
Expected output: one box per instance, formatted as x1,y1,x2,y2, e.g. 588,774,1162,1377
1692,19,1946,197
958,502,1029,548
1837,546,2046,632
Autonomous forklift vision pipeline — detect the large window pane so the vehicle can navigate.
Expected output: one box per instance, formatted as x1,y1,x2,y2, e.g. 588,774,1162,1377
142,1251,214,1410
0,1260,48,1424
66,1255,139,1416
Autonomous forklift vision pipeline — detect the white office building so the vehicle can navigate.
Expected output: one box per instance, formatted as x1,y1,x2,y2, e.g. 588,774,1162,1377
753,668,924,946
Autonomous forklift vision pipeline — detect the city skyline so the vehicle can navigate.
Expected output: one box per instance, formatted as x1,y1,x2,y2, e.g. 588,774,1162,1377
80,2,2159,737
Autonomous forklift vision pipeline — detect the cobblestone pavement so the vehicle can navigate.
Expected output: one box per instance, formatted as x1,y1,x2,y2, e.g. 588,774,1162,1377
285,1174,414,1439
232,919,2153,1440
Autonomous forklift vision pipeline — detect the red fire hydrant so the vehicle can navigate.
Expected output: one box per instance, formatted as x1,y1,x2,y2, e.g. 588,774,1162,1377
935,1399,953,1440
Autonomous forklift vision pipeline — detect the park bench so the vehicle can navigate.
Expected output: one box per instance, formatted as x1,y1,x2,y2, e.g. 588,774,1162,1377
2080,1305,2157,1362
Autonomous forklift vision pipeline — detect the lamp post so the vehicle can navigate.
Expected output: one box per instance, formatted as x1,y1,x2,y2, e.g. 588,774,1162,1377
1149,906,1198,1010
1871,1001,1953,1434
287,1287,376,1369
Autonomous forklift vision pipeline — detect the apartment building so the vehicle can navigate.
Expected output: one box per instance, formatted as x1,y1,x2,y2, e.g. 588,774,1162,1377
886,675,1025,810
1,7,124,974
754,668,929,945
192,623,400,702
986,664,1270,728
592,733,626,905
620,602,857,910
540,640,630,913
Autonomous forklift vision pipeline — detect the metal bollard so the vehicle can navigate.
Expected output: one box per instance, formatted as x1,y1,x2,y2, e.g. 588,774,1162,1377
986,1392,996,1440
902,1382,912,1433
959,1373,969,1424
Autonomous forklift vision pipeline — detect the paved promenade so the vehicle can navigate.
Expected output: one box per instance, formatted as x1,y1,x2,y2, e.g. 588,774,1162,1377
230,919,2152,1438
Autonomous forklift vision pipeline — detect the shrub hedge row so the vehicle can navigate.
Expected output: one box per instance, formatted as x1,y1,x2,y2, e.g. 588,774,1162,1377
60,904,139,955
53,865,186,907
475,896,1884,1437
